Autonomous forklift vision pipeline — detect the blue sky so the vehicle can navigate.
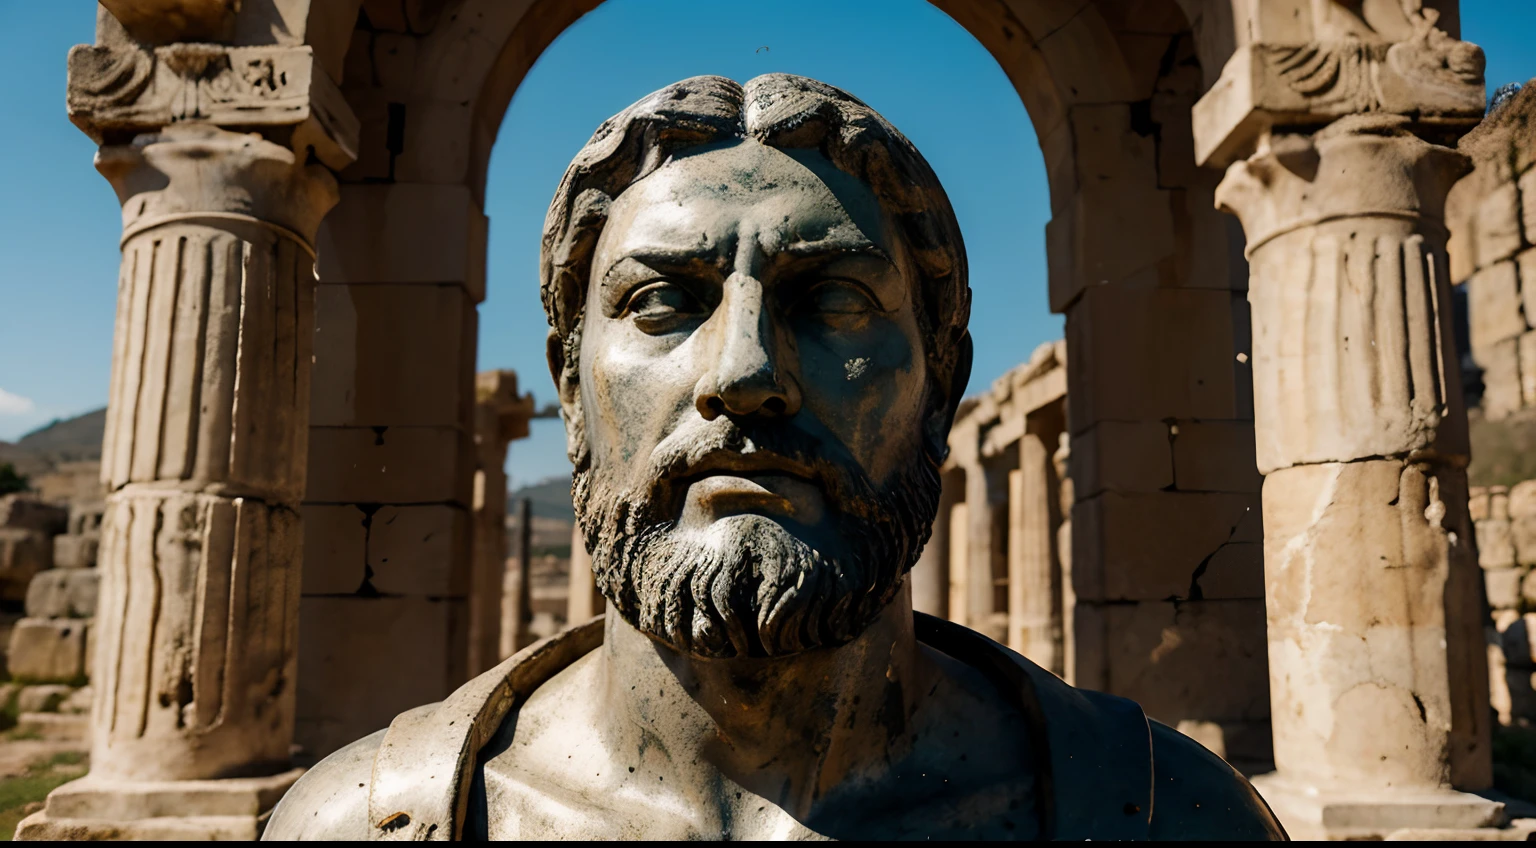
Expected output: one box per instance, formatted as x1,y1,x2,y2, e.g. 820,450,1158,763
1,2,1534,488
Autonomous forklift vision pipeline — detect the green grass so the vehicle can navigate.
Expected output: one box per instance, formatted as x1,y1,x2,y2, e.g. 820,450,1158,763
0,752,86,841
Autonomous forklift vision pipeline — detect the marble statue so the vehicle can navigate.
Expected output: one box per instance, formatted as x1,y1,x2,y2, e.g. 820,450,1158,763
265,74,1286,841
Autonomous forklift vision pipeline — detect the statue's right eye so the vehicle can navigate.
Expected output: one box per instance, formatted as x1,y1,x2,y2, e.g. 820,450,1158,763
625,281,703,332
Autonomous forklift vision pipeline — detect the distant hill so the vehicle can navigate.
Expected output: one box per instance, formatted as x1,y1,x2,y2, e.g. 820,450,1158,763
508,475,575,523
0,407,107,478
16,408,107,459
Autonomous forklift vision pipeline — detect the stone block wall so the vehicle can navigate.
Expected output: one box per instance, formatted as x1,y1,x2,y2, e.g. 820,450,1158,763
1450,81,1536,419
0,496,68,606
0,501,103,744
1473,483,1536,725
7,502,102,687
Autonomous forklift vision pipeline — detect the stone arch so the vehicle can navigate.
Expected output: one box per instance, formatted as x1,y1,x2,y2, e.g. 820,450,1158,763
47,0,1502,836
301,0,1268,761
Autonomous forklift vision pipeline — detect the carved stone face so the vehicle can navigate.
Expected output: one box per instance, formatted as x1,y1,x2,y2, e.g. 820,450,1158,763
568,139,942,658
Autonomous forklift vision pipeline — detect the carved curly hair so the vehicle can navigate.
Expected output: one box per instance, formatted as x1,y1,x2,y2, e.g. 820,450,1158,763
540,73,971,464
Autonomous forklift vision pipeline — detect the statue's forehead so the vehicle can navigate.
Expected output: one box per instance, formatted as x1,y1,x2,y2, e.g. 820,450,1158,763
604,141,891,252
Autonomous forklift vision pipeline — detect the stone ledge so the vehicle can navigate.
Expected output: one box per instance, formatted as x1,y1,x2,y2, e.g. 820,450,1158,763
39,768,303,822
1383,819,1536,841
1252,773,1510,839
15,812,263,841
15,712,87,742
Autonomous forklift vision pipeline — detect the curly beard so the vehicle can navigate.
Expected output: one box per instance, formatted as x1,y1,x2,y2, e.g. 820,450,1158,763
572,419,940,659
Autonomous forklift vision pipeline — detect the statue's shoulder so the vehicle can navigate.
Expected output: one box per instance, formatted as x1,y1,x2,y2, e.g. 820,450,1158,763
263,618,604,842
1146,720,1288,840
913,613,1285,841
262,728,384,839
1023,665,1284,839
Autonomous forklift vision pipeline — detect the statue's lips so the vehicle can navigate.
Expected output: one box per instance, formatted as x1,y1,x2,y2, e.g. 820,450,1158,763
673,454,823,521
672,450,818,485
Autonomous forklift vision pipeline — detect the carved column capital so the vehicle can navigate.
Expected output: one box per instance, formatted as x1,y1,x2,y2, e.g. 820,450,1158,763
1216,114,1470,256
475,370,536,447
1193,17,1485,168
1215,115,1471,475
67,42,358,170
95,123,339,257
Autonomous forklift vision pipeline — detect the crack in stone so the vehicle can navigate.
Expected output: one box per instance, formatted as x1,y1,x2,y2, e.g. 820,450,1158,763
1185,508,1250,602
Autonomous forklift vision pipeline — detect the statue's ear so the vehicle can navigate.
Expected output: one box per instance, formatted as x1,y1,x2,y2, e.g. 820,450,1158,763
925,331,973,461
546,328,574,404
547,328,587,463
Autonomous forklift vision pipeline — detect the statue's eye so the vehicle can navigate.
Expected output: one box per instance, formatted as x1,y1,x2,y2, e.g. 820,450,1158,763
801,280,878,317
626,281,703,332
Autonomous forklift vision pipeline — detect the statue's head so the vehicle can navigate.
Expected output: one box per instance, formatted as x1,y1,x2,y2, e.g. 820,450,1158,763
542,74,971,659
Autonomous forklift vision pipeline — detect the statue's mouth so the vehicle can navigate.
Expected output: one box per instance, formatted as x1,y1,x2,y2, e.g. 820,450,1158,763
674,449,818,485
672,449,824,523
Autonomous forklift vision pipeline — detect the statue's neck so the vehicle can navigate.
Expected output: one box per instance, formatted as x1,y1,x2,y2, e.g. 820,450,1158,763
596,585,929,818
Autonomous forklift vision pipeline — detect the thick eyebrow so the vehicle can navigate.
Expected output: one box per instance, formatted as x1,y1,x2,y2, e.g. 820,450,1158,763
773,237,896,277
598,247,729,284
598,235,896,285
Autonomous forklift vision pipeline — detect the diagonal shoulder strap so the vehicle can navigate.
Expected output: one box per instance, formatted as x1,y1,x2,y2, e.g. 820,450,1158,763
914,612,1153,841
367,616,605,841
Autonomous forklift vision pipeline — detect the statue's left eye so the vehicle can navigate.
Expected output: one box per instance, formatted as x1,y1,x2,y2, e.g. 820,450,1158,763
802,280,877,316
627,281,702,331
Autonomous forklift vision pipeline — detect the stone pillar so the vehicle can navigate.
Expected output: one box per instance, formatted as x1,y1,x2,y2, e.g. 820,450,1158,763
965,462,1008,643
567,523,603,624
20,34,356,840
1009,430,1056,670
945,501,970,624
1053,433,1075,685
910,470,960,617
1195,10,1503,836
468,371,532,676
502,498,534,657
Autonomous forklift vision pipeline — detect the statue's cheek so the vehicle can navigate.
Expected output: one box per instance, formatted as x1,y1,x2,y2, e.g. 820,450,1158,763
585,328,701,459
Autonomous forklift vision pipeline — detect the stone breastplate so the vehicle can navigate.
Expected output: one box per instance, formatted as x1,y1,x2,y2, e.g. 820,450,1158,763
355,613,1157,841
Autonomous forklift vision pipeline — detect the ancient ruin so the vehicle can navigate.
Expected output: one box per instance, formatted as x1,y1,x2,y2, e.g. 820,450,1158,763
915,342,1069,671
5,502,103,743
5,0,1535,841
469,370,534,676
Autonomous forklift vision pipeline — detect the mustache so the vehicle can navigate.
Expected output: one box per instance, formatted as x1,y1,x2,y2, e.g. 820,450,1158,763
639,418,877,518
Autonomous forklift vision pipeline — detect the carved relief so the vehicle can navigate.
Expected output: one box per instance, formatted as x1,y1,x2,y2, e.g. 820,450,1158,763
67,44,358,169
1192,7,1483,167
1259,22,1483,122
1267,41,1375,114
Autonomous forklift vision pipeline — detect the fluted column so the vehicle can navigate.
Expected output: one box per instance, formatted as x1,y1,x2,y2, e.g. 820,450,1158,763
1215,118,1502,836
19,31,356,840
89,125,337,782
1191,7,1509,833
1219,112,1486,785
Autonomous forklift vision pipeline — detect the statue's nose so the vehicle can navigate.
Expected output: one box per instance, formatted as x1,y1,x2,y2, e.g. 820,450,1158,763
695,276,802,420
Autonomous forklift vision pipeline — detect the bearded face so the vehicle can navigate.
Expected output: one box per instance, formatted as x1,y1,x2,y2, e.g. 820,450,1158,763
574,415,939,658
557,139,949,659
